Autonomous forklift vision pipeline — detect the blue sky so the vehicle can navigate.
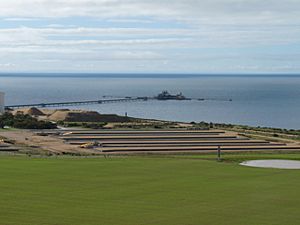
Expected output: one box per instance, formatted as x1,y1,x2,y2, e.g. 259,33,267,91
0,0,300,74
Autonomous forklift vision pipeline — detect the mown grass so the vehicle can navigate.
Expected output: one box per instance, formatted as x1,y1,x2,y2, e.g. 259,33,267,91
0,154,300,225
170,151,300,162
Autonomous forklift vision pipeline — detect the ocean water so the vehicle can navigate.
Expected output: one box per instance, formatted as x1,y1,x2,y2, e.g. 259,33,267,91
0,74,300,129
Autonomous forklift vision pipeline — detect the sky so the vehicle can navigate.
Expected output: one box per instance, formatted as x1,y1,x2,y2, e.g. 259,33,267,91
0,0,300,74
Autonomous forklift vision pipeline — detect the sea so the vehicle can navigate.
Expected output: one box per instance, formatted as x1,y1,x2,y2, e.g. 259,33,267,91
0,74,300,129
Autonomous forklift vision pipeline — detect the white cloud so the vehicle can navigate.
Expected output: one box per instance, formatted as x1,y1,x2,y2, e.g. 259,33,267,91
0,0,300,73
0,0,299,25
0,63,15,68
3,17,39,21
106,19,154,24
0,25,299,49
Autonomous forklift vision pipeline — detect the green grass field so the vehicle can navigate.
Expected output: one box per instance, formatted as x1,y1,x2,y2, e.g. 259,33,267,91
1,154,300,225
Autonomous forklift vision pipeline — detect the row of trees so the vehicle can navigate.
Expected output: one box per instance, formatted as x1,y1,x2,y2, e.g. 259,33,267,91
0,113,57,129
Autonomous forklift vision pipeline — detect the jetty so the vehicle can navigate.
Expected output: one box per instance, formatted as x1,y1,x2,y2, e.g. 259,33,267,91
5,97,148,109
4,91,232,110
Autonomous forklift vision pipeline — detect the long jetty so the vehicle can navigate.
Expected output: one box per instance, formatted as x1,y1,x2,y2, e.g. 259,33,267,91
4,91,233,110
5,97,149,109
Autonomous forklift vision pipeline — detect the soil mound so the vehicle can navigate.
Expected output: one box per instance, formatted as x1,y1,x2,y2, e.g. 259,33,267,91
26,107,45,116
14,107,45,116
48,110,133,123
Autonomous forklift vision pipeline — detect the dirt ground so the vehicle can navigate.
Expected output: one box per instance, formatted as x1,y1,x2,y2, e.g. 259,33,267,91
1,129,299,156
0,130,97,155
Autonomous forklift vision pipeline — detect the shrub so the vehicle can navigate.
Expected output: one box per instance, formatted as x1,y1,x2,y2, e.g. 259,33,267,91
0,113,57,129
82,123,107,129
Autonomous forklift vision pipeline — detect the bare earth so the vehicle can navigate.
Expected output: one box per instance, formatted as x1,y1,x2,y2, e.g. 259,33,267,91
0,130,95,155
1,129,300,155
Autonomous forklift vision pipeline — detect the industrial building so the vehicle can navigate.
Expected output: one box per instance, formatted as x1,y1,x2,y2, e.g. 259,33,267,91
0,91,4,114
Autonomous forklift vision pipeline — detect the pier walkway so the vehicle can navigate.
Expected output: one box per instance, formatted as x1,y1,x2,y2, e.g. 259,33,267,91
5,97,149,109
4,91,233,110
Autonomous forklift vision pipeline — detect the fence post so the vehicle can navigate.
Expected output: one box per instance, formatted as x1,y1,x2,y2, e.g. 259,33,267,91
217,145,221,161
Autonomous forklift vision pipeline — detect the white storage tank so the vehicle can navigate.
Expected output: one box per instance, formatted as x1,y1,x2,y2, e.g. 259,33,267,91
0,91,4,114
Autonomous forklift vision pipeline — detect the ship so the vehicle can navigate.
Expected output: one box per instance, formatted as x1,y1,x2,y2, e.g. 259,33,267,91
155,91,190,100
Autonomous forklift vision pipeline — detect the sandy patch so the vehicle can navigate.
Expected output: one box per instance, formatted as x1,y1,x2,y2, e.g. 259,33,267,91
0,130,96,155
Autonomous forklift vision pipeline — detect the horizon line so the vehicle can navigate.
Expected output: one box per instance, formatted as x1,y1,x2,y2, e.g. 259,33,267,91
0,72,300,76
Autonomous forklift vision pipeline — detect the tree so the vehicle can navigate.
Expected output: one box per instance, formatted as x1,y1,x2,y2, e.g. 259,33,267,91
0,112,57,129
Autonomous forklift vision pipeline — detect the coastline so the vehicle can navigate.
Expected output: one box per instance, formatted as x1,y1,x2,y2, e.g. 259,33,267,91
2,75,300,129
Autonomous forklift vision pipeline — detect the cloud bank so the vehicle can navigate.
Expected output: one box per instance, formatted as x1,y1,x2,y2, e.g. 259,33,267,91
0,0,299,73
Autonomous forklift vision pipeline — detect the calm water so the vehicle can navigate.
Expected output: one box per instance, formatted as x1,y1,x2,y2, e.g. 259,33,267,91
1,74,300,129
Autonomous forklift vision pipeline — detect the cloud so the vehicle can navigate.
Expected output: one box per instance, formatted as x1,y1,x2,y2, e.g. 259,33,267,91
106,19,154,24
0,0,300,73
0,0,299,25
0,63,15,68
1,25,299,49
3,17,39,21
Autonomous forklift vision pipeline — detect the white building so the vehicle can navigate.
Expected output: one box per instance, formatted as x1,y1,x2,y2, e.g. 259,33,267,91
0,91,4,114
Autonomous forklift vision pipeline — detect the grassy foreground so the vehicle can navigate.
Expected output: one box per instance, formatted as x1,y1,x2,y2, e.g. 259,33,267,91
0,155,300,225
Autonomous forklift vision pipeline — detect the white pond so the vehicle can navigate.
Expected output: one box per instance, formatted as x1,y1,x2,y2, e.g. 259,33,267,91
240,160,300,169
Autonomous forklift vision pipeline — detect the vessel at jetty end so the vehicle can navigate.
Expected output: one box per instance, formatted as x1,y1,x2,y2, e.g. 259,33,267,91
155,91,190,100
